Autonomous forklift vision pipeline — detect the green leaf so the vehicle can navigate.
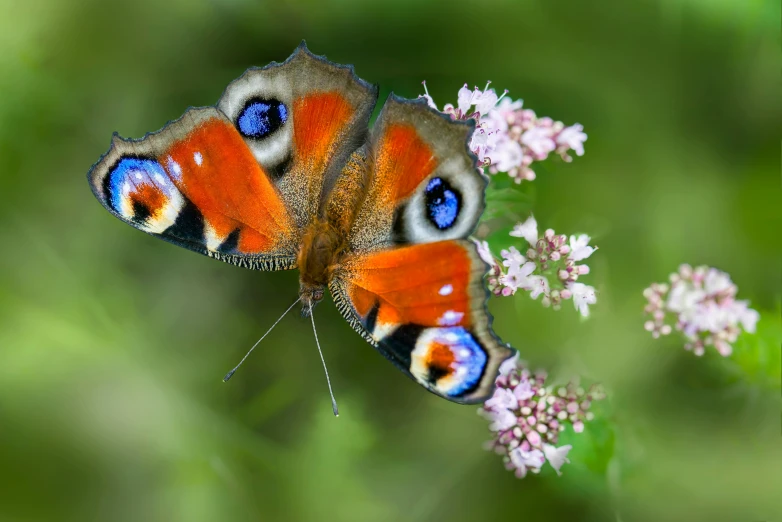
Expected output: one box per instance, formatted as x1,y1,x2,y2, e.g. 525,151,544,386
557,398,616,477
482,182,536,223
720,308,781,391
578,415,617,475
484,223,519,253
486,173,514,190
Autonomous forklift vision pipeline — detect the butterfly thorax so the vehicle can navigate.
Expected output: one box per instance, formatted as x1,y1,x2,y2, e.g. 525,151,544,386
298,219,347,312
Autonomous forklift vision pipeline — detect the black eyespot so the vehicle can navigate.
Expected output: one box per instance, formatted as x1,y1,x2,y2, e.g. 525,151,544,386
237,98,288,139
131,200,151,223
424,177,461,230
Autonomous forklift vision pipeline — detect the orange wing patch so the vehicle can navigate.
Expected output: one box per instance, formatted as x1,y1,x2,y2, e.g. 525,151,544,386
344,241,475,332
161,117,294,253
129,183,166,220
293,92,354,170
426,341,456,374
374,123,438,205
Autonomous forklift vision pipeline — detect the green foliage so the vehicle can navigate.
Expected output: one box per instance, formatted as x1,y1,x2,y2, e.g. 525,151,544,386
553,394,616,478
481,177,536,253
715,309,782,391
482,182,536,222
1,0,780,521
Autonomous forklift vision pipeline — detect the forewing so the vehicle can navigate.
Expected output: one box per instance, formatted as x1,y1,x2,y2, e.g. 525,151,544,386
88,107,298,270
217,42,379,230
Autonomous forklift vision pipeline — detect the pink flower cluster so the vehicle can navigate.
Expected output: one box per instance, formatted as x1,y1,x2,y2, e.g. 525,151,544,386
420,82,586,183
479,353,605,478
475,216,598,316
643,264,760,356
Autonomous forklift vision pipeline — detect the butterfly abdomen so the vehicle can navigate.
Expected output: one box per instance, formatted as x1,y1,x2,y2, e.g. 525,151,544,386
298,220,346,290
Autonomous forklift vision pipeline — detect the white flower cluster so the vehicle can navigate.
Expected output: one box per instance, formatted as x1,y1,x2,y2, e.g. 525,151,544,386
476,216,598,317
479,353,605,478
421,82,586,183
643,264,759,356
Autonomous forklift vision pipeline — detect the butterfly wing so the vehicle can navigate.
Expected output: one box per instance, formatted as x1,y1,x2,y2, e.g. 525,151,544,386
329,95,514,403
88,107,299,269
216,42,378,231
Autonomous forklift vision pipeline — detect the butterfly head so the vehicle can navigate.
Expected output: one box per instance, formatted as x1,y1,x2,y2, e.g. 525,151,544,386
300,284,325,317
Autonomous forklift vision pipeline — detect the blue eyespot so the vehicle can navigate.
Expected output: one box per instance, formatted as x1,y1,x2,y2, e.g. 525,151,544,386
414,326,487,397
101,155,187,233
237,98,288,139
106,157,171,214
424,177,461,230
440,327,487,396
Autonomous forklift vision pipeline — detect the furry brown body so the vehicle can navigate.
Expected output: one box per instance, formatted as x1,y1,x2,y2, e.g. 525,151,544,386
297,220,343,310
297,149,370,313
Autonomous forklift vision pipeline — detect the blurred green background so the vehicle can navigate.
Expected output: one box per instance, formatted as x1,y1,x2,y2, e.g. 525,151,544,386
1,0,780,521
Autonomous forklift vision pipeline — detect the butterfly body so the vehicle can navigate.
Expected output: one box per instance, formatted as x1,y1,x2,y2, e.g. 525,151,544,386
88,43,514,404
298,220,345,310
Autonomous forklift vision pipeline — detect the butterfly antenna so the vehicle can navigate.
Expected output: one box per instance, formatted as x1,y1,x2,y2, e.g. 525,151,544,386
223,296,302,382
309,303,339,417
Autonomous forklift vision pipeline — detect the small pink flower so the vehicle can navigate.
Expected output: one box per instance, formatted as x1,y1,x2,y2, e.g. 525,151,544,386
514,381,535,401
501,246,526,272
474,240,496,267
526,430,542,447
489,408,518,432
521,126,556,159
492,138,524,172
501,261,536,292
488,97,523,131
510,215,539,246
569,282,597,317
568,234,595,262
528,276,550,300
556,123,587,157
509,447,545,478
457,84,474,114
473,87,499,116
485,387,518,411
498,352,520,376
736,302,760,333
543,444,572,476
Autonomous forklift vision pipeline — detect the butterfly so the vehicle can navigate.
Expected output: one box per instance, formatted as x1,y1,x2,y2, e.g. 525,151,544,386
87,42,515,406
